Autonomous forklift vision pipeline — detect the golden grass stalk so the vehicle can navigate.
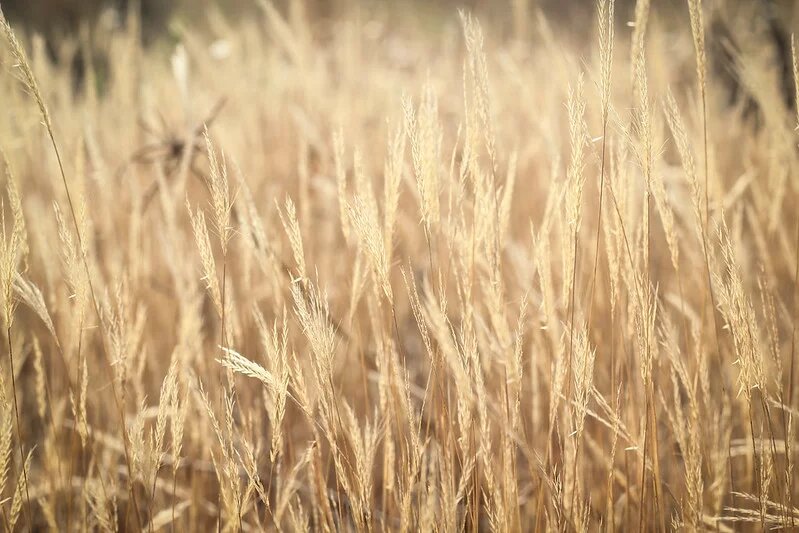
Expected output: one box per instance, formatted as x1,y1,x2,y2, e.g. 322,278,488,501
586,0,615,331
1,10,144,528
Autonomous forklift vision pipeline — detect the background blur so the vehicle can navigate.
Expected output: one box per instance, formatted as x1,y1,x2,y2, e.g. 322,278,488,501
3,0,798,107
3,0,798,52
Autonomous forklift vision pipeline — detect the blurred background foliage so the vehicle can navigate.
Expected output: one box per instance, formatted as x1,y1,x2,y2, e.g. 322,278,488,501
3,1,798,51
1,0,798,98
3,1,798,44
0,0,725,46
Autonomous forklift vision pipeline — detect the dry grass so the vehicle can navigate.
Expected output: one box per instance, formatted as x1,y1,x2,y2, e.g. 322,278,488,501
0,0,798,530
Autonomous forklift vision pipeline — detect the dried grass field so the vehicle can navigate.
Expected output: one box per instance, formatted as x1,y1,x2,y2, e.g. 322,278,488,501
0,0,798,530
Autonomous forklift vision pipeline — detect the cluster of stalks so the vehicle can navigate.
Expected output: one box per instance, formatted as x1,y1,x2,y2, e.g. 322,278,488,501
0,0,799,530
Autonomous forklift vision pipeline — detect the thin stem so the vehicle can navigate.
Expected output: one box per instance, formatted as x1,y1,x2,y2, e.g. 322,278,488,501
788,198,799,521
638,394,650,532
47,117,144,533
565,220,581,402
6,327,32,528
587,113,609,333
747,399,764,529
171,466,178,533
